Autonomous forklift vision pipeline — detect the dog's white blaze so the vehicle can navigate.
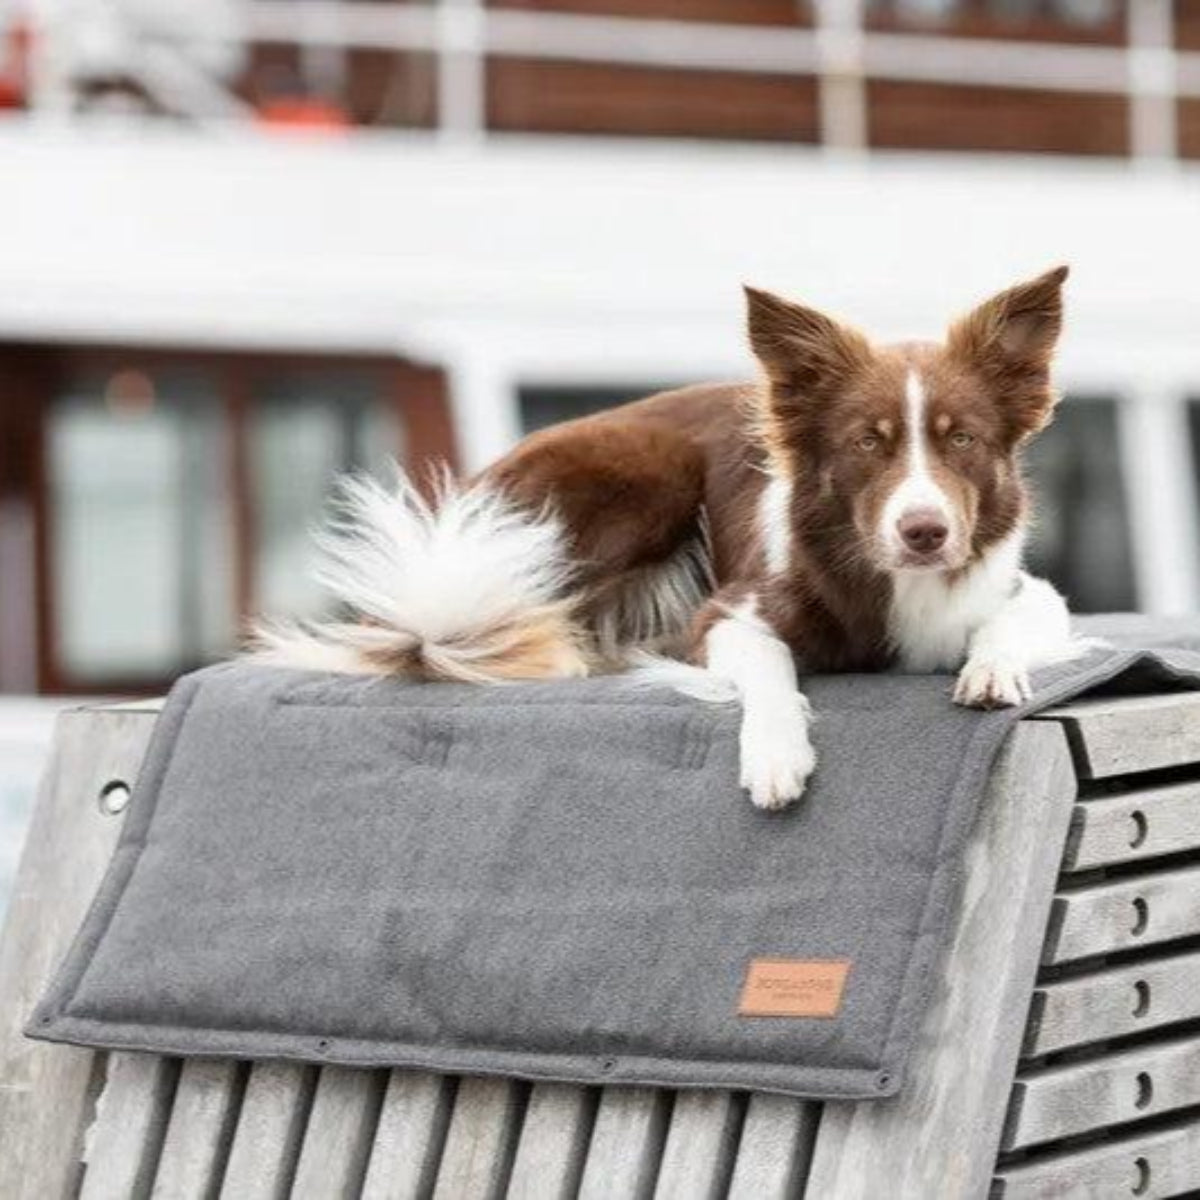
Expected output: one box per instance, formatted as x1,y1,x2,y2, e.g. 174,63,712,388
880,370,951,543
905,369,930,477
758,473,793,576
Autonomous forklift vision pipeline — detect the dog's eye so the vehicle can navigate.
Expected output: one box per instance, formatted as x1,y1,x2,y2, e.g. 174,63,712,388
856,433,881,452
950,431,975,449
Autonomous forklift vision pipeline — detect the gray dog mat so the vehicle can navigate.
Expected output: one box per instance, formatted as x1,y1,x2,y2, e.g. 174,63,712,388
28,624,1200,1101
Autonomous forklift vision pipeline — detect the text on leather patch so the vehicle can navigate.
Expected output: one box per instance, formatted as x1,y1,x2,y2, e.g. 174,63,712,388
738,958,851,1018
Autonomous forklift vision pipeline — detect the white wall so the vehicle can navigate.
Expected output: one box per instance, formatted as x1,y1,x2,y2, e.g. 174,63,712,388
0,123,1198,606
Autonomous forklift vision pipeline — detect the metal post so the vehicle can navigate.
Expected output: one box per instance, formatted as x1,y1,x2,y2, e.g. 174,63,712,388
437,0,486,144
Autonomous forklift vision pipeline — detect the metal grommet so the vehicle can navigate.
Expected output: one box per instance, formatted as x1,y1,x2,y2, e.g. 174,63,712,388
99,781,131,816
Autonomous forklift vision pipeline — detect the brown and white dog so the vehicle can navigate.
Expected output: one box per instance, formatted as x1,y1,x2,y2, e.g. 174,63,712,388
256,266,1082,810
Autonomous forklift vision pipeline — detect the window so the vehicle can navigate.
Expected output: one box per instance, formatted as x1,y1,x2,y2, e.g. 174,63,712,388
49,370,235,684
251,373,400,621
518,383,678,433
1024,397,1136,613
44,355,424,689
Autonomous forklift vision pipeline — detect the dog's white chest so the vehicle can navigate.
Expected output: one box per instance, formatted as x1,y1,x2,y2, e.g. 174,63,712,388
890,579,978,671
888,536,1023,672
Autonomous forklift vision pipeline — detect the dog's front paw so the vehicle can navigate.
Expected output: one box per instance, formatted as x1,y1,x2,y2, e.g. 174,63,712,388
739,702,817,811
954,656,1032,709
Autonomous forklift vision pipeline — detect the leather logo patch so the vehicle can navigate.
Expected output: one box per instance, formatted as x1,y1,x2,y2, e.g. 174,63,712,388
738,958,851,1018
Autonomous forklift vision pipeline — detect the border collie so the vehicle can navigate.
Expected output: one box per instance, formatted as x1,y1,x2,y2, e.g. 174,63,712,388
255,266,1081,810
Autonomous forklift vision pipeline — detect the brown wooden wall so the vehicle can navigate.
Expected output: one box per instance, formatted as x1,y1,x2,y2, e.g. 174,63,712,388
490,0,811,24
218,0,1200,159
488,59,821,142
869,83,1131,157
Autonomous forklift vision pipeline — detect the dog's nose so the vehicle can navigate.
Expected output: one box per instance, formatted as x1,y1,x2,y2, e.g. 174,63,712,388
898,509,949,554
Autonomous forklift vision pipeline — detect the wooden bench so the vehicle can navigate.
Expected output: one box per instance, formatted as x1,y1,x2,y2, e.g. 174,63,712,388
2,690,1200,1199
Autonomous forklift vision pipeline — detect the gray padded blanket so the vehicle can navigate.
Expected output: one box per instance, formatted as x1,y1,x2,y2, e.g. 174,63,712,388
28,622,1200,1101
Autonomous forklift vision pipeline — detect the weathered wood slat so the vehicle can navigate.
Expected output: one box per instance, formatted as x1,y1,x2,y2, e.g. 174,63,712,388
1004,1034,1200,1151
1062,779,1200,872
290,1066,387,1200
504,1083,596,1200
0,706,160,1200
430,1076,524,1200
361,1070,455,1200
577,1087,670,1200
805,723,1077,1200
1024,948,1200,1057
151,1058,243,1199
219,1061,315,1200
1038,691,1200,779
994,1112,1200,1199
79,1052,179,1200
727,1094,819,1200
653,1090,743,1200
1044,863,1200,965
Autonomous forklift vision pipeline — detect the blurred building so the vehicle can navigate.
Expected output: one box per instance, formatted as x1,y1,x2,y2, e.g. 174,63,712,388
1,0,1199,694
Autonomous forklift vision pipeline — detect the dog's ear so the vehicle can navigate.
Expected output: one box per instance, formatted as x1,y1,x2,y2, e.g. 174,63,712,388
947,265,1068,441
745,286,871,401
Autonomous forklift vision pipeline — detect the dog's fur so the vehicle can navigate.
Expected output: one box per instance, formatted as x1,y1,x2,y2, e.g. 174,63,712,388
254,267,1082,809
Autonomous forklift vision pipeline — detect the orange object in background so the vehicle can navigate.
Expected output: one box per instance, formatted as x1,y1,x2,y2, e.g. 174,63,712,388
255,97,352,133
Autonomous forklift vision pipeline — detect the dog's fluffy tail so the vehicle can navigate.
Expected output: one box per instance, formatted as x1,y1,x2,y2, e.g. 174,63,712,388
249,470,590,683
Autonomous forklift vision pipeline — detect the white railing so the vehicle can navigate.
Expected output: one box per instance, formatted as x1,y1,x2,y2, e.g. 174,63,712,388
2,0,1190,159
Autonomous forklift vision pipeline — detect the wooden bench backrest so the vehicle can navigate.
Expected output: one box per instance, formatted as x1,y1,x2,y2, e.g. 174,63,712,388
2,692,1199,1199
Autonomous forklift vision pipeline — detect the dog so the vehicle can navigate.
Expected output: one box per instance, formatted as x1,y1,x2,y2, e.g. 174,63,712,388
254,265,1081,810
